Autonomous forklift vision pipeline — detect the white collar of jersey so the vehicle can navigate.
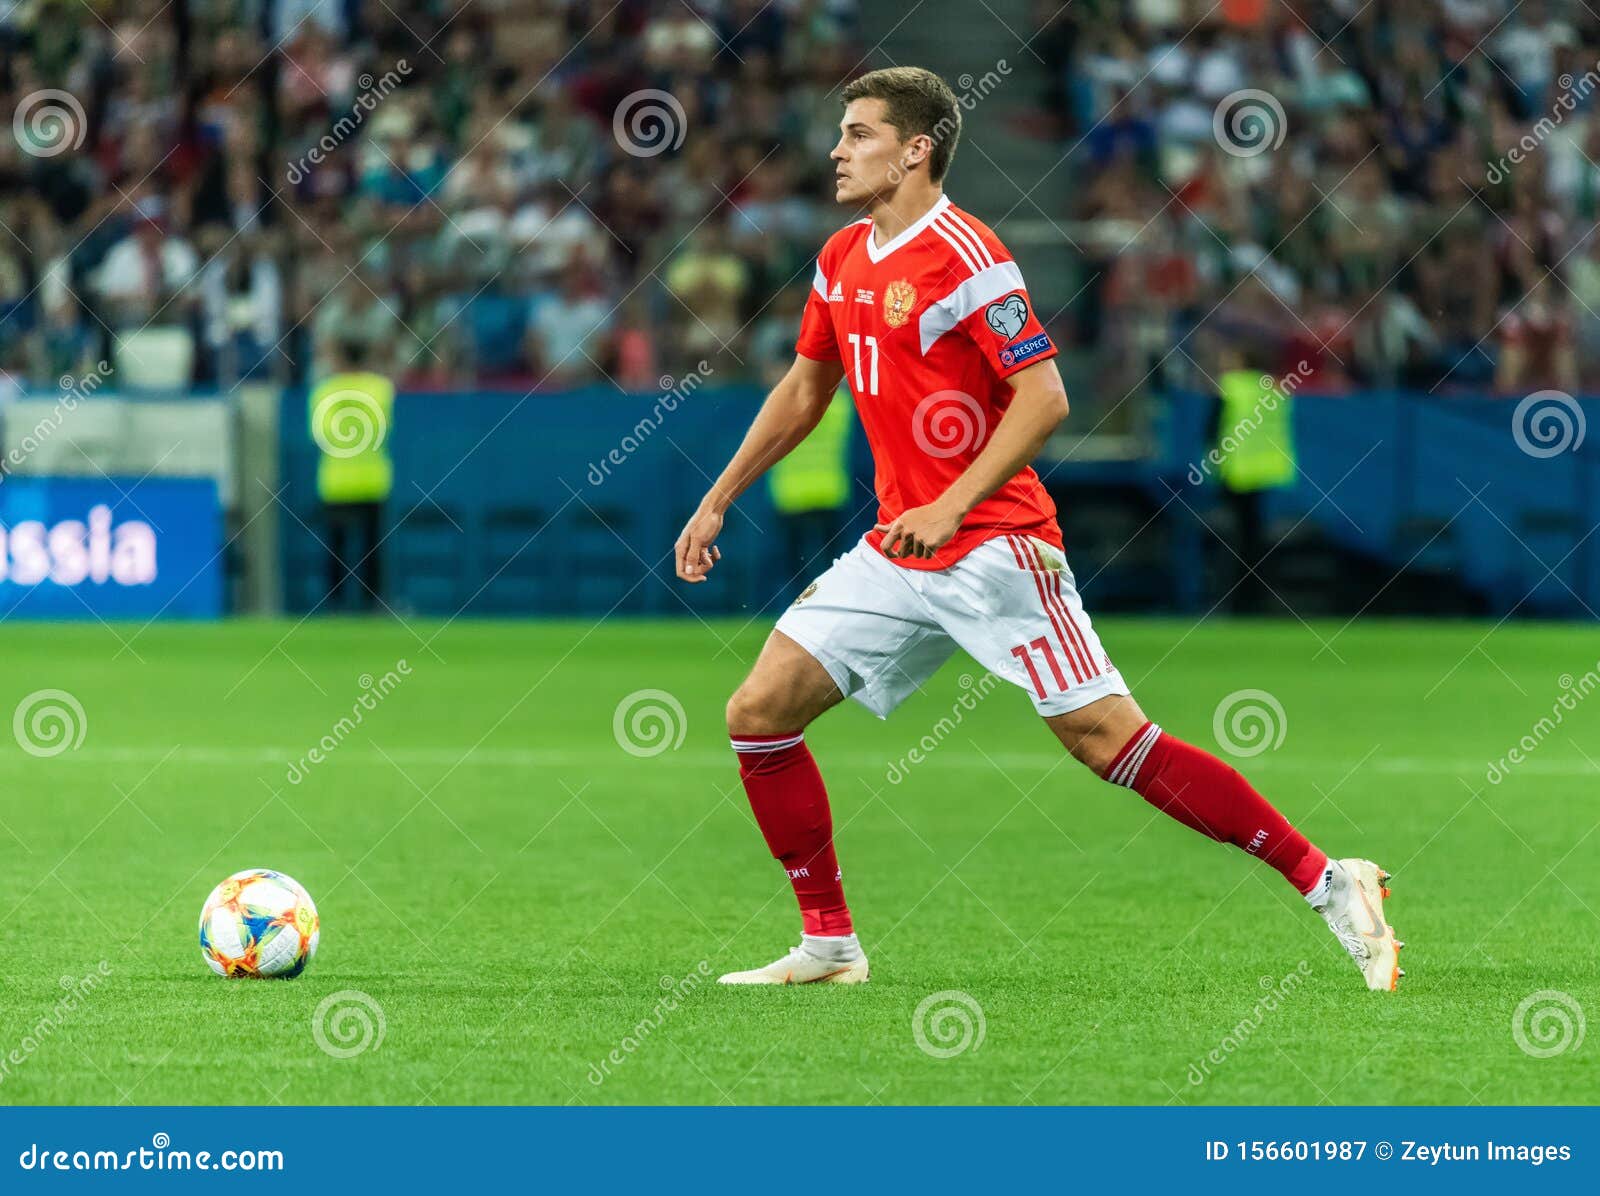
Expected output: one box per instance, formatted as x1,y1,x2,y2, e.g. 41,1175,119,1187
864,193,952,264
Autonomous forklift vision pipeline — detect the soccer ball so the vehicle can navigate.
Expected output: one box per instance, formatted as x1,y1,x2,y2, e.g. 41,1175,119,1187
198,868,320,979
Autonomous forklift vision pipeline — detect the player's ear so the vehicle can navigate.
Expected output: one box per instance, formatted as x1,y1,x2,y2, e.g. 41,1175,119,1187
900,133,933,173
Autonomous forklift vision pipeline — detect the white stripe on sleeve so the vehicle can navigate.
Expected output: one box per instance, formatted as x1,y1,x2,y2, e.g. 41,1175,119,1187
918,260,1028,354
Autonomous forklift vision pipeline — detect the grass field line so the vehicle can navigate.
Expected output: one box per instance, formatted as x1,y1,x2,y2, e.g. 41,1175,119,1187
1,744,1588,777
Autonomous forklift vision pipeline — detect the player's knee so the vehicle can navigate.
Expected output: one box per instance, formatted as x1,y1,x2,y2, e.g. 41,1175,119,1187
1072,732,1124,778
1047,695,1148,777
725,683,791,738
1055,718,1133,776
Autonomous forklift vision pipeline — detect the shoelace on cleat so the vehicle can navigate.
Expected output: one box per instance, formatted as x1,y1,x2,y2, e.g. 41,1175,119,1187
1330,917,1369,963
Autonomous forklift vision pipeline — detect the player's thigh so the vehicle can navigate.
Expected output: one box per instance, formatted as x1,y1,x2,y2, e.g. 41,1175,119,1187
726,629,846,735
935,535,1136,758
770,540,956,721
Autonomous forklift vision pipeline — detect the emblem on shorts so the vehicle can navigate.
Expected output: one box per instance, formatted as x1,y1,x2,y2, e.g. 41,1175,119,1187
1030,537,1064,571
883,279,916,328
793,581,819,605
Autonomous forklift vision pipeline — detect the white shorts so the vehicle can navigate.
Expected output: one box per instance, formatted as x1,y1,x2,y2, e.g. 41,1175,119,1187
774,533,1130,719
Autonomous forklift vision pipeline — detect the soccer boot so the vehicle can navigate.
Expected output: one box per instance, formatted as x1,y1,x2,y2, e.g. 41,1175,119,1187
1313,857,1404,992
718,941,870,985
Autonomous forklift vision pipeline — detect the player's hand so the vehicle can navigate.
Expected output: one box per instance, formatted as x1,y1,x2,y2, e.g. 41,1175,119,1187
876,501,963,560
675,508,724,582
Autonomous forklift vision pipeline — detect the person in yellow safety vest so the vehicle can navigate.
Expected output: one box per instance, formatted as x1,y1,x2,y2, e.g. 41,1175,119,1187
768,383,853,581
1212,352,1297,613
309,343,395,612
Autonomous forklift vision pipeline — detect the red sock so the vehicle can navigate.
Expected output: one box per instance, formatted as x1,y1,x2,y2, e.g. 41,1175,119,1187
731,732,853,936
1103,722,1328,894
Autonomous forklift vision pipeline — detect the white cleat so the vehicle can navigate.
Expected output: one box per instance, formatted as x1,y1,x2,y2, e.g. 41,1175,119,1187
1314,858,1404,992
718,942,870,986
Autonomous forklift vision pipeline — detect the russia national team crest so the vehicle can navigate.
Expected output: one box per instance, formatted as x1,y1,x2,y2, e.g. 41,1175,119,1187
883,279,916,328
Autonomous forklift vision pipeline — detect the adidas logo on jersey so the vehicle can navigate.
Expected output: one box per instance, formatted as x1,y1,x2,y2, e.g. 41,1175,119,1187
827,282,844,302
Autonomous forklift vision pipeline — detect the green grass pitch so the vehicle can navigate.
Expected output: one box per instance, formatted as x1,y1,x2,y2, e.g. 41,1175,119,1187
0,615,1594,1106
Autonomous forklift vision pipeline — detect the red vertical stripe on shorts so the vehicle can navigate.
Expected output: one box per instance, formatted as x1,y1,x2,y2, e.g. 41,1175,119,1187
1021,538,1090,682
1046,560,1100,680
1014,537,1085,683
1026,537,1098,680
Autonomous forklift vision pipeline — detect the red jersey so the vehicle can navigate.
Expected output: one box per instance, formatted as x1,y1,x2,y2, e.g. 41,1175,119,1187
794,194,1062,570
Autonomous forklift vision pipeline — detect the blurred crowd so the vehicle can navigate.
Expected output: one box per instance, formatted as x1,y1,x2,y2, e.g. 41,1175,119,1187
9,0,1600,403
1037,0,1600,397
0,0,860,393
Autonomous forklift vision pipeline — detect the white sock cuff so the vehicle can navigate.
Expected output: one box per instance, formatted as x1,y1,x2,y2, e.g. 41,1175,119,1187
802,933,862,962
1304,865,1335,907
730,732,805,753
1107,722,1162,788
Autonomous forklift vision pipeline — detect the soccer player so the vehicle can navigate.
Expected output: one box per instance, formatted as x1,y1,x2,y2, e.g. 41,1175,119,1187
673,67,1403,992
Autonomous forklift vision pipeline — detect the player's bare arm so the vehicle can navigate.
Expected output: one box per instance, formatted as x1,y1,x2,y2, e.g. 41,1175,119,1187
877,358,1070,560
674,354,844,583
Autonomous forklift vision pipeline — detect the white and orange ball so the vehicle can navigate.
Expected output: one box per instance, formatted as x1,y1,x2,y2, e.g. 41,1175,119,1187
198,869,320,978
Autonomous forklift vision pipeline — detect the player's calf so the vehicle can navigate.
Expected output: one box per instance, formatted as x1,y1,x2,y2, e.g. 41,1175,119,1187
1079,715,1405,991
1087,715,1330,896
724,631,861,973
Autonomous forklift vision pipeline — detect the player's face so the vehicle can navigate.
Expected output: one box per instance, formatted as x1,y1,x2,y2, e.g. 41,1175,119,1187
832,98,915,205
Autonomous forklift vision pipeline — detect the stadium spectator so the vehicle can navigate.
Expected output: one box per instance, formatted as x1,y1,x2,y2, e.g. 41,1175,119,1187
1496,277,1579,395
526,257,613,386
92,202,200,326
663,221,751,366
